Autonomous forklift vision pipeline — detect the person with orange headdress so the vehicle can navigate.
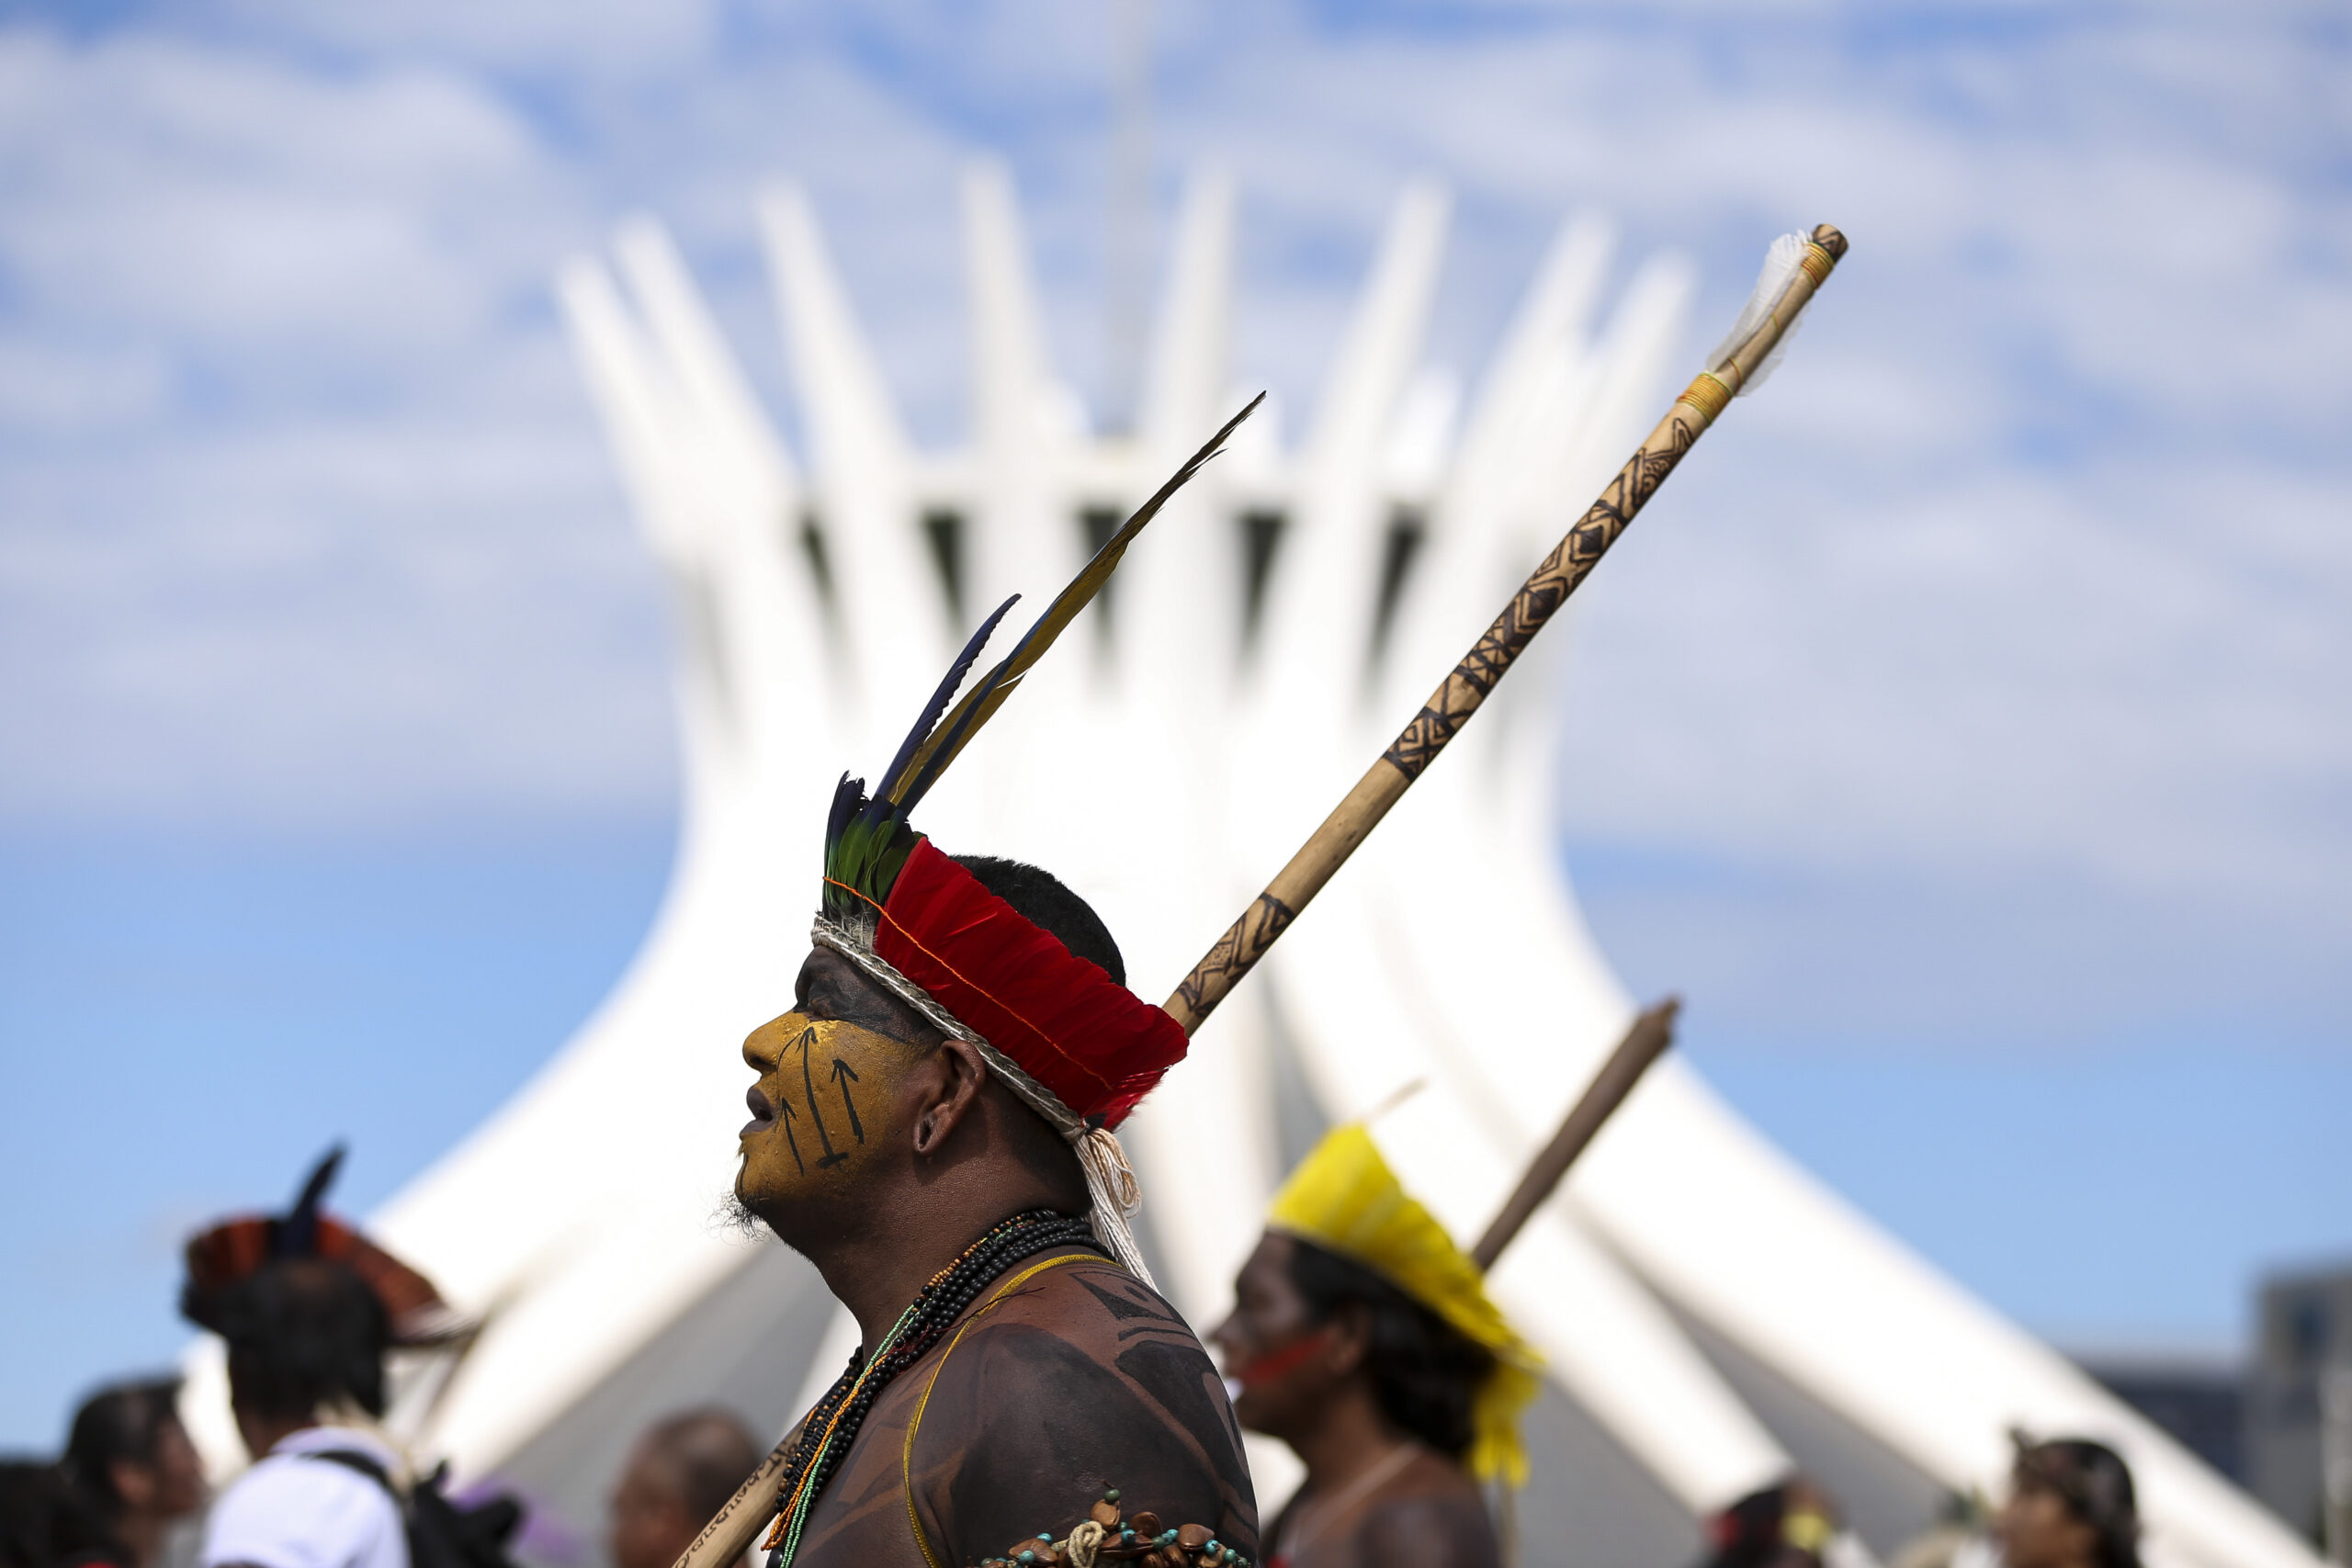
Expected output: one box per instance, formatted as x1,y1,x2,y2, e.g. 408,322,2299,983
179,1146,514,1568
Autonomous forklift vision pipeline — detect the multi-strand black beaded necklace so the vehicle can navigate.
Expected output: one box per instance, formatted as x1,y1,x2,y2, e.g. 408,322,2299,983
764,1209,1102,1568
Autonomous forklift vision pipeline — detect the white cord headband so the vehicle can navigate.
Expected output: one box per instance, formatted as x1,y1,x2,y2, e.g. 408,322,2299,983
810,918,1155,1286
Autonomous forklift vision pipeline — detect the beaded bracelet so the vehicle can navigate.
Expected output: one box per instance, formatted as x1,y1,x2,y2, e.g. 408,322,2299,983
975,1486,1251,1568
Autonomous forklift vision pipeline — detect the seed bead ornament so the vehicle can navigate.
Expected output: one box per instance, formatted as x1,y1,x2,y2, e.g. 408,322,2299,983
763,1210,1102,1568
975,1487,1251,1568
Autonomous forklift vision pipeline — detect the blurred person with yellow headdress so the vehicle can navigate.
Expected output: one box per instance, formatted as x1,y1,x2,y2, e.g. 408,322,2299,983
1211,1124,1542,1568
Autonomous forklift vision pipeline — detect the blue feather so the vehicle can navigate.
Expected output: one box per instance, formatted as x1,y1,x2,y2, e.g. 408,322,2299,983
881,594,1018,806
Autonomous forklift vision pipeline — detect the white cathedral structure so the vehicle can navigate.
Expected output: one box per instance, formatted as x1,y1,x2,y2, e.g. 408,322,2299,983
181,165,2317,1568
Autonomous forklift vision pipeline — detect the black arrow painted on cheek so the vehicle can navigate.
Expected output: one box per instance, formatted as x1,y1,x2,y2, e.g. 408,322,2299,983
775,1091,804,1174
797,1027,846,1168
829,1058,864,1143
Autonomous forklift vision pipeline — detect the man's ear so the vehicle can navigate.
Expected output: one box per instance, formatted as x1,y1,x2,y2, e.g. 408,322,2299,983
1326,1304,1374,1377
911,1037,990,1155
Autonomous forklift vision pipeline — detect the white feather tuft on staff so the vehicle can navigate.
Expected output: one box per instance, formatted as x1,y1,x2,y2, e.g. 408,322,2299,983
1705,231,1819,395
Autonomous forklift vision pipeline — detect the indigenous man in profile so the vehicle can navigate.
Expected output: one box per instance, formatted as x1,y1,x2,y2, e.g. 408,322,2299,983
724,441,1262,1568
1211,1126,1542,1568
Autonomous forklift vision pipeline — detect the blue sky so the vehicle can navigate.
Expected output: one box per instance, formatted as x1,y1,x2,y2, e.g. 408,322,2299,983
1,0,2347,1449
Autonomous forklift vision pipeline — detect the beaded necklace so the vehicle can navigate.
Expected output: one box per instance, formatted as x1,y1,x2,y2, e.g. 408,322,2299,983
765,1209,1102,1568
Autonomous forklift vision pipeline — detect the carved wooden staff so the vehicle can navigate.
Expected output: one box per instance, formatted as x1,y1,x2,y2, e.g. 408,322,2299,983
1469,998,1677,1269
673,226,1843,1568
675,1436,797,1568
1166,224,1848,1034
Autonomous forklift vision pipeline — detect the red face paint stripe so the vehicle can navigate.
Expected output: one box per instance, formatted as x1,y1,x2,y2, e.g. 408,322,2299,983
1231,1325,1335,1388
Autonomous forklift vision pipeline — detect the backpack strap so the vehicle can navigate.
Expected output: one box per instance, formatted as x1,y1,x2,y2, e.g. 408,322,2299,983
306,1447,522,1568
303,1448,403,1499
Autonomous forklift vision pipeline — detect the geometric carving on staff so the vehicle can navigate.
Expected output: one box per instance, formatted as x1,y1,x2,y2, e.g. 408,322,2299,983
1171,894,1295,1020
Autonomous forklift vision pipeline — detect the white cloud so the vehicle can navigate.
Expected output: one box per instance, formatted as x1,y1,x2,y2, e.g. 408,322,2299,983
0,3,2343,967
215,0,719,77
0,339,172,428
0,31,572,371
0,25,659,825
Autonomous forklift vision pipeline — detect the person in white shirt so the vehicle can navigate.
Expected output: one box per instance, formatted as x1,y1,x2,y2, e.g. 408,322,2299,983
178,1148,484,1568
203,1416,408,1568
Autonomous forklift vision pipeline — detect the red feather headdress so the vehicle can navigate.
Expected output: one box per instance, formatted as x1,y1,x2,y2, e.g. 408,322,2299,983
813,397,1261,1279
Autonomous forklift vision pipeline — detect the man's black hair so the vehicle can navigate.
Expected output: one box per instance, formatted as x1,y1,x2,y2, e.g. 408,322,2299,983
0,1461,115,1568
951,855,1125,986
890,854,1122,1211
1702,1484,1820,1568
62,1377,181,1517
2017,1438,2143,1568
1285,1237,1496,1462
198,1258,390,1420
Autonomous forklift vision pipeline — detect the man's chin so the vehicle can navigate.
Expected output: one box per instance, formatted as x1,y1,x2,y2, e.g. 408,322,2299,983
718,1189,777,1240
724,1180,824,1248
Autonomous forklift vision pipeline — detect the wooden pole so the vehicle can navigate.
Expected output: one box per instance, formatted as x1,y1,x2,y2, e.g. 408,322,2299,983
1165,225,1848,1034
1469,998,1678,1270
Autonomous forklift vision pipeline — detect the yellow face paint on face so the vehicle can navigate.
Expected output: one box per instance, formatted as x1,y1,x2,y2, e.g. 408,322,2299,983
736,1012,917,1210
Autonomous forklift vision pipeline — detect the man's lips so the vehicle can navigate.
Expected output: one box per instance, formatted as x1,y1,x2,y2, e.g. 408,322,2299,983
741,1087,776,1139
